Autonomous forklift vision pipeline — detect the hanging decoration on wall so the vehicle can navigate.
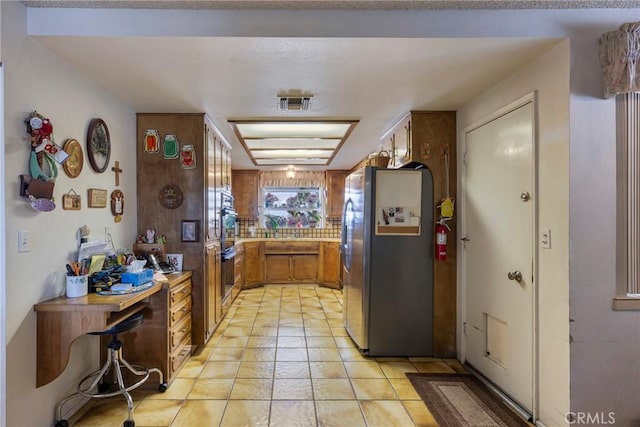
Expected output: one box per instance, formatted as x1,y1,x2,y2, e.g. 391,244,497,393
163,134,179,159
86,118,111,173
111,190,124,222
180,144,196,169
62,189,81,210
88,188,108,208
24,111,68,181
111,160,123,186
144,129,160,153
62,139,84,178
158,184,184,209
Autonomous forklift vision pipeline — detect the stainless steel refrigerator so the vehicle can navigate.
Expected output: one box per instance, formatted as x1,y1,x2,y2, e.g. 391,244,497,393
341,166,433,356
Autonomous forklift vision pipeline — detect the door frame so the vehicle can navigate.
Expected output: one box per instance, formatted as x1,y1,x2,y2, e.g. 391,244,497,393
457,91,539,419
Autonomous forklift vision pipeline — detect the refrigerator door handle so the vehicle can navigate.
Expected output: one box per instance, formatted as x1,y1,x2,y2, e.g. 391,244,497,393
341,198,353,270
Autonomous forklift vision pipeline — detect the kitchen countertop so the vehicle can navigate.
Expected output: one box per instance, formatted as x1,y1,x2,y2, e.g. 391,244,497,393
234,237,340,244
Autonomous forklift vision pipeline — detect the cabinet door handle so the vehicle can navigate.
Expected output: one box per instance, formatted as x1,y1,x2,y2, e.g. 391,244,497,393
405,121,411,158
180,307,188,313
180,327,188,333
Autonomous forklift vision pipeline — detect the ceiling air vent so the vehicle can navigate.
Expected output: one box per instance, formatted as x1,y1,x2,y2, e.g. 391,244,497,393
278,95,312,111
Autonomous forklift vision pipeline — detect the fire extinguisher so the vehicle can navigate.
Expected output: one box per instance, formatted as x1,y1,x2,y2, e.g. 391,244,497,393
435,219,451,261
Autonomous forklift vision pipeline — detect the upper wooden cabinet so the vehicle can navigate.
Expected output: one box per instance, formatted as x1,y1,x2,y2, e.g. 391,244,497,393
380,111,456,169
232,170,259,218
325,170,349,219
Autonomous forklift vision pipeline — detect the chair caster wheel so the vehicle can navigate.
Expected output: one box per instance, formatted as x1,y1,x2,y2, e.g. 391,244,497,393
55,421,69,427
158,382,168,393
123,420,135,427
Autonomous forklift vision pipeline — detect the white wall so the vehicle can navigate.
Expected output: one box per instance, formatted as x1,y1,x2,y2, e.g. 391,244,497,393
458,41,571,426
568,21,640,426
2,3,137,426
4,5,640,427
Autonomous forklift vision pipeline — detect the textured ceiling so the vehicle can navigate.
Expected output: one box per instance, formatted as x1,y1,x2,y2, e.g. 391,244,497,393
20,0,640,9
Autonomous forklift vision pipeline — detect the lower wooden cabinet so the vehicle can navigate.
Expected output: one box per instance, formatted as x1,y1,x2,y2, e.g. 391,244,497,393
117,272,193,388
243,242,265,287
233,240,341,287
205,242,222,332
265,255,292,282
292,255,318,281
319,242,341,288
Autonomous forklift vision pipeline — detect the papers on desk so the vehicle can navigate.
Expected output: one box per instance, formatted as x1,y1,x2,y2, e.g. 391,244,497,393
78,240,114,263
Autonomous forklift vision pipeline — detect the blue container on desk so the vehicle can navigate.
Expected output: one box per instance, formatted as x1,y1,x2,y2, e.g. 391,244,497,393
120,269,154,286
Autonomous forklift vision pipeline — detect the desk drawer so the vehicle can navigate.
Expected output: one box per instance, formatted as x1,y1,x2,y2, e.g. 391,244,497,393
170,316,191,352
170,279,192,306
170,296,192,328
170,337,191,377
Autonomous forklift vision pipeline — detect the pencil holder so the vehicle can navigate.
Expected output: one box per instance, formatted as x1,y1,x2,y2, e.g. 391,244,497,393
66,274,88,298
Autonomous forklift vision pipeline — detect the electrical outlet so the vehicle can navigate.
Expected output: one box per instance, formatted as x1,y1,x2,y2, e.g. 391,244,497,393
540,228,551,249
18,230,31,253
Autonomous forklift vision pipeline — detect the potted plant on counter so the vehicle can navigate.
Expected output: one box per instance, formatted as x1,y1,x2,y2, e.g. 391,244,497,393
307,210,321,228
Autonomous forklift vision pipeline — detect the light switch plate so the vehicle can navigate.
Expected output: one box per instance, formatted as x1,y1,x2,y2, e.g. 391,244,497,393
540,228,551,249
18,230,31,253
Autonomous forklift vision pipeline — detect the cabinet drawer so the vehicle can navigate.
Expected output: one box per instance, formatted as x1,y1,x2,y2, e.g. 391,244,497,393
170,280,192,306
170,316,192,352
170,337,192,376
264,241,290,253
290,242,319,254
264,241,319,254
170,296,192,328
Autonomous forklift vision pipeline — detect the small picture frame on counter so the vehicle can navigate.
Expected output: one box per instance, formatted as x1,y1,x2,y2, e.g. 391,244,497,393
166,253,183,271
181,220,199,242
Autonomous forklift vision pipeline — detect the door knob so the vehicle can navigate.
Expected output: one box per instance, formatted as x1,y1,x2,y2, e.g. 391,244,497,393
507,271,523,282
520,192,530,202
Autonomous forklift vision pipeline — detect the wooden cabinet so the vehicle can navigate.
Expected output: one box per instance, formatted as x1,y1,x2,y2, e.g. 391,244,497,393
325,170,348,219
206,242,222,330
319,242,340,289
243,242,264,288
233,244,244,300
381,110,457,357
137,113,230,346
264,241,319,283
232,170,259,218
119,272,193,388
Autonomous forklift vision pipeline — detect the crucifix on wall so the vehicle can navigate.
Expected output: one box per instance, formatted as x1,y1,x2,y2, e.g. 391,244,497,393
111,161,123,186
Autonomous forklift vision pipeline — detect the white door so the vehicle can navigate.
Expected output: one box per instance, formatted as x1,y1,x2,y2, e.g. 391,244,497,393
463,100,535,412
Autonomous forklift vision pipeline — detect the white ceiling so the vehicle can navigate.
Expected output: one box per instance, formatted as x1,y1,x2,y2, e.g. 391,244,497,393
36,35,559,170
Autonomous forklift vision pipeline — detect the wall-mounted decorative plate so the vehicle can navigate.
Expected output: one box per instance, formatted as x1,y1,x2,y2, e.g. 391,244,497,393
62,139,84,178
158,184,183,209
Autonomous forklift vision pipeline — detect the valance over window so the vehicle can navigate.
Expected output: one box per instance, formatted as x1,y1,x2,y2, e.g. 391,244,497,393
600,22,640,98
259,170,326,188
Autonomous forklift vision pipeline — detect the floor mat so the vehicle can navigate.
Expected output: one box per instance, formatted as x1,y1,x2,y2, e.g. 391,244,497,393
406,373,530,427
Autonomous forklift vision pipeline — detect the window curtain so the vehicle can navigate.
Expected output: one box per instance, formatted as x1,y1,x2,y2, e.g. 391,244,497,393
600,22,640,98
259,170,326,188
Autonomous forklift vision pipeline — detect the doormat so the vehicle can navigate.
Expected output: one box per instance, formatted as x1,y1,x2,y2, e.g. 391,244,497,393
406,373,530,427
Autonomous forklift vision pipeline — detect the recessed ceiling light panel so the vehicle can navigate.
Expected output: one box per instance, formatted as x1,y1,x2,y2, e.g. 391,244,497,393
229,119,358,166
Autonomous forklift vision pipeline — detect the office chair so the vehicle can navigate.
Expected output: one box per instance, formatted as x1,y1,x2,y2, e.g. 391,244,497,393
54,311,168,427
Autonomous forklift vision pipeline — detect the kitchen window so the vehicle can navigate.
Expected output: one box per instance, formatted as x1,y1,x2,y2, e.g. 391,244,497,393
262,187,323,229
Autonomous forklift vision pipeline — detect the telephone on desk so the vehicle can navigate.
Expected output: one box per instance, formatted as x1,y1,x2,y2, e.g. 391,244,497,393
147,254,175,274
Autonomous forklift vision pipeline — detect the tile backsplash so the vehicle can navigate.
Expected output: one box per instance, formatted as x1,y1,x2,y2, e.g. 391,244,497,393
235,218,341,239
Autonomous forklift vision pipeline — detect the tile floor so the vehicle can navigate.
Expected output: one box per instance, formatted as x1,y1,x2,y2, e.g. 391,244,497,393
74,285,464,426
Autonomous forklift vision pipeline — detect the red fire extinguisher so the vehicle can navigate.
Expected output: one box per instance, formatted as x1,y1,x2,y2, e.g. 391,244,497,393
435,219,450,261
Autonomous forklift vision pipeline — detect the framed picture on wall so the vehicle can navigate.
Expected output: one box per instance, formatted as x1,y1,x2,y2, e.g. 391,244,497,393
181,220,199,242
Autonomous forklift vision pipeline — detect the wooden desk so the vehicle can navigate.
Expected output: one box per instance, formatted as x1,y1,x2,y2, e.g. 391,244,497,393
33,282,163,387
